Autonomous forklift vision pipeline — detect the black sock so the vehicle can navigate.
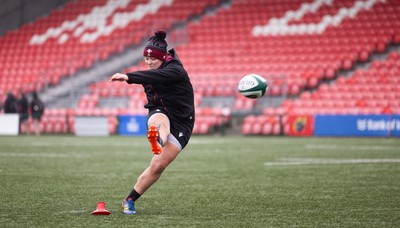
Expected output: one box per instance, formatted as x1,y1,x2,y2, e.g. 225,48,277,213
126,189,141,202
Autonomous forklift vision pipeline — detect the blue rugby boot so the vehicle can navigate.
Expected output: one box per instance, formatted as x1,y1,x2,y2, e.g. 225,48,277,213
122,198,136,215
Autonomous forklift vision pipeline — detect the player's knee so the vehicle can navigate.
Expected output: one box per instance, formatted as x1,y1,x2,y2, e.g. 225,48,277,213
150,160,168,174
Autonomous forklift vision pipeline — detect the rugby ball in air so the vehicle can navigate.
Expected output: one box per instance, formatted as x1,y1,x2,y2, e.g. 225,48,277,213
238,74,268,99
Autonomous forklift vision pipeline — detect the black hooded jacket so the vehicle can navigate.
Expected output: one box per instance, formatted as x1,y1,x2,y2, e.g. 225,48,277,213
126,49,195,123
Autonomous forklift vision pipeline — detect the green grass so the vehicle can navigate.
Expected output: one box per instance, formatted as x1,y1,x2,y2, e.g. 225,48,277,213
0,135,399,227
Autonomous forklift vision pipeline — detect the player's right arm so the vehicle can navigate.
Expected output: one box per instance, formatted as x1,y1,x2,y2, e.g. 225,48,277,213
109,73,128,82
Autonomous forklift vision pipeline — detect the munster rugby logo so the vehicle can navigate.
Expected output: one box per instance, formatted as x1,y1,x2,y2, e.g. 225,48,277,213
293,117,307,133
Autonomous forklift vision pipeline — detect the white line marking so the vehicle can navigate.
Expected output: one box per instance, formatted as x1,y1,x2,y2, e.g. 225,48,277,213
305,144,398,151
264,158,400,166
10,141,141,147
0,153,90,158
189,139,235,144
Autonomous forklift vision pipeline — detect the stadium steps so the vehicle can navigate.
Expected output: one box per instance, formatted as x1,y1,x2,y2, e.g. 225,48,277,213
41,42,146,107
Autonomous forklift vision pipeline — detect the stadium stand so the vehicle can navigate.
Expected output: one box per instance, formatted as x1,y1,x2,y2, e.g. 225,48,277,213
182,0,399,96
0,0,217,95
283,51,400,116
1,0,399,135
222,0,400,135
244,50,400,135
0,0,219,134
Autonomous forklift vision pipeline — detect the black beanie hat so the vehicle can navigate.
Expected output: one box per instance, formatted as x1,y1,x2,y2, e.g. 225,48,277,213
143,31,168,61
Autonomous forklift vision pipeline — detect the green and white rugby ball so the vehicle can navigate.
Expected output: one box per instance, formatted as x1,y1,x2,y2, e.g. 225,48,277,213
238,74,268,99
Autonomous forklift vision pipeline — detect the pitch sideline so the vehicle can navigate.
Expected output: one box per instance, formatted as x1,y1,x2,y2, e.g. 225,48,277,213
264,158,400,167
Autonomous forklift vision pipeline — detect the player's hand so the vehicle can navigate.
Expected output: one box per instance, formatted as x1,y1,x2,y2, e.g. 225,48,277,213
109,73,128,82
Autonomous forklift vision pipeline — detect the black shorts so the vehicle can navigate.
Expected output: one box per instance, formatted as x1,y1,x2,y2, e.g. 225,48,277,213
19,113,29,122
148,109,194,150
32,112,43,121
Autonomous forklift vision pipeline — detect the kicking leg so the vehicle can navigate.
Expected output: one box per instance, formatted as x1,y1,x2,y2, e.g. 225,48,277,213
147,113,170,154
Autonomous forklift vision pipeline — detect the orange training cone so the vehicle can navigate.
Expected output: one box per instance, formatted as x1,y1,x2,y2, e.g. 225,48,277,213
91,202,111,215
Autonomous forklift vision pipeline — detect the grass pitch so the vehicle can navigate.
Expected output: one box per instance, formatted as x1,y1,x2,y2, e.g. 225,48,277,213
0,135,399,227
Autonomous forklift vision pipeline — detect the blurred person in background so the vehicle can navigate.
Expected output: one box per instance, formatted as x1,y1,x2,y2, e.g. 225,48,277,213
18,91,29,134
4,92,18,114
109,30,195,215
30,91,45,136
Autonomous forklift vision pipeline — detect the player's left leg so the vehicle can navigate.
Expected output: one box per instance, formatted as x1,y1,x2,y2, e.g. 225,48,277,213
123,111,182,214
123,140,181,214
134,141,180,194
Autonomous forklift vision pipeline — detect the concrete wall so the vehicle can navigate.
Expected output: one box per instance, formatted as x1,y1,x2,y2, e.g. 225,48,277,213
0,0,71,36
